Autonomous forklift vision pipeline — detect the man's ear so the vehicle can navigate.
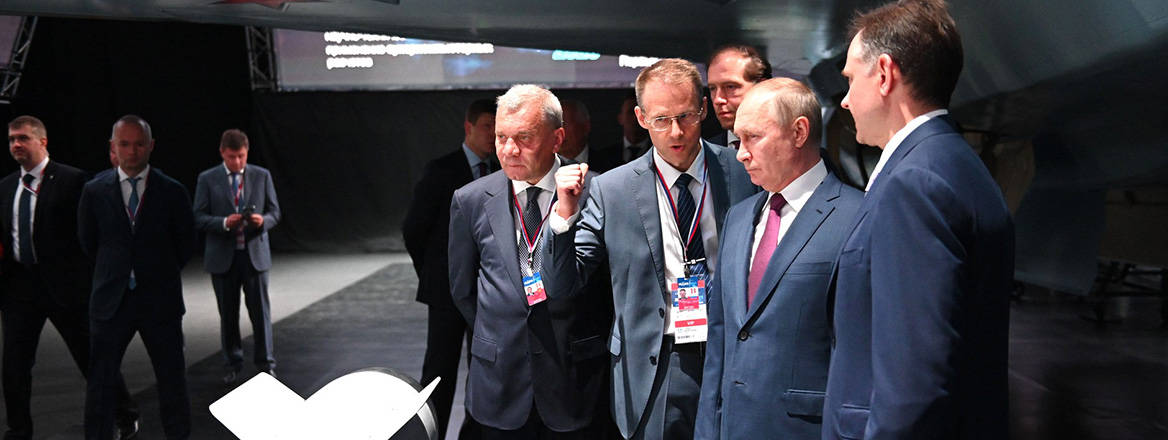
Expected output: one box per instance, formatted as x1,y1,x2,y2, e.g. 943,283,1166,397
876,54,897,97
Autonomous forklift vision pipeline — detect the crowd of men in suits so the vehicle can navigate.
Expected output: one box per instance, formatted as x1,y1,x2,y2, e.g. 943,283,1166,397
407,0,1014,439
1,114,280,440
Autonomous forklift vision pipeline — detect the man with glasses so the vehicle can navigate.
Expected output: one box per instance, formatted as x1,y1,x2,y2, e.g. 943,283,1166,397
550,59,757,439
705,45,771,150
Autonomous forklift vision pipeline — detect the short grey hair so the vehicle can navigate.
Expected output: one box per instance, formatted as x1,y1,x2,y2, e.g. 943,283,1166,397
496,84,563,129
111,114,153,141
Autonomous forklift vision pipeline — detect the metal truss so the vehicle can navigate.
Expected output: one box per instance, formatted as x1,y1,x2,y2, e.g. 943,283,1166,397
245,25,279,91
0,16,37,104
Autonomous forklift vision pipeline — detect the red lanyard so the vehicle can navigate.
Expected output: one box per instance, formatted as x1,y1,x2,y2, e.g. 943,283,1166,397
20,173,41,195
652,161,708,255
511,186,555,257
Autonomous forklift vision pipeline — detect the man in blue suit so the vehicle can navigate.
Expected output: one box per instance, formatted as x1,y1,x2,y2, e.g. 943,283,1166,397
822,1,1014,439
193,128,281,383
79,115,195,440
696,78,862,439
551,59,757,439
448,85,609,439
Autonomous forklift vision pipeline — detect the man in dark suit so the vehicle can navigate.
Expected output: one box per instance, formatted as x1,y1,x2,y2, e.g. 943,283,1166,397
79,115,195,440
822,1,1014,439
193,129,281,383
448,85,609,439
593,93,649,173
403,98,495,440
0,116,139,439
705,45,771,150
695,79,862,439
551,59,758,440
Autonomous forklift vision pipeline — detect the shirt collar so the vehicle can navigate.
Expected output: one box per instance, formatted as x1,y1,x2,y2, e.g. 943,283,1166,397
462,143,486,168
20,156,49,181
652,143,706,187
223,163,246,176
866,109,948,191
512,156,561,196
117,164,151,182
775,159,827,215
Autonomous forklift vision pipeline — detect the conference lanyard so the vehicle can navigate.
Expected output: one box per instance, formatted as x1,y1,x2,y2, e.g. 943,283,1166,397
652,161,708,265
511,186,555,268
19,174,41,196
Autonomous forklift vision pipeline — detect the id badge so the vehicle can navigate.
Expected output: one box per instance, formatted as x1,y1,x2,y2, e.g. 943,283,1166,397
523,272,548,306
670,276,708,344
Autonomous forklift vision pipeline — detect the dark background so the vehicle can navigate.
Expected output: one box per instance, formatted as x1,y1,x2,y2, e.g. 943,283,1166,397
0,18,718,252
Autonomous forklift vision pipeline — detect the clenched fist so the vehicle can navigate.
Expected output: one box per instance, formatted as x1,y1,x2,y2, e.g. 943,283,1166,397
555,163,588,218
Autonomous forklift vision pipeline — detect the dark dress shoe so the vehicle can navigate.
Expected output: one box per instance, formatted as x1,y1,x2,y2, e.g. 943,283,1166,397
115,416,140,439
223,369,240,384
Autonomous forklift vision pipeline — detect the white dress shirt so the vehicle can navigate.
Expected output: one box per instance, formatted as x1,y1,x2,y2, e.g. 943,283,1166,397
511,157,560,275
749,160,827,266
725,131,740,149
10,156,48,263
651,147,718,334
866,109,948,191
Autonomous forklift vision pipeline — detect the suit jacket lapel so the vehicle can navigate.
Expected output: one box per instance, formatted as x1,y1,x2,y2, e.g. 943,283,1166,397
32,162,57,228
631,154,668,300
703,140,731,234
104,170,133,235
483,175,526,299
744,174,840,321
729,192,767,328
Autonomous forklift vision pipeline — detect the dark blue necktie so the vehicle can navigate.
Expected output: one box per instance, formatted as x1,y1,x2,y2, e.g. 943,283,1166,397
673,173,706,278
127,176,141,289
18,173,35,264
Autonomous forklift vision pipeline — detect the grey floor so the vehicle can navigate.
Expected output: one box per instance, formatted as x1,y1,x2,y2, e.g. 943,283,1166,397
2,253,1167,439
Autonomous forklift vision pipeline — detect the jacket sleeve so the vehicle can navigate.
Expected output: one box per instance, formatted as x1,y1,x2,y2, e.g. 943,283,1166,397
447,191,478,326
77,185,97,259
173,184,196,269
261,169,281,232
403,162,439,277
192,173,226,234
867,167,966,439
547,175,607,300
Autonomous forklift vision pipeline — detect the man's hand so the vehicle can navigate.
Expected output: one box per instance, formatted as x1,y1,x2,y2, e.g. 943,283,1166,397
225,213,244,229
555,163,588,219
248,214,264,228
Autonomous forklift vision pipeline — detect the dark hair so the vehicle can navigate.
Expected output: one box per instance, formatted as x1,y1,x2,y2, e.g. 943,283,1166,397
219,128,249,150
849,0,963,108
8,115,46,138
466,98,497,124
708,44,772,84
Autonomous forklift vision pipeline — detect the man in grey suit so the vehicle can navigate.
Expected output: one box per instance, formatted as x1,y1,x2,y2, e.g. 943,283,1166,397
448,85,609,439
193,129,282,383
551,59,757,439
695,78,862,439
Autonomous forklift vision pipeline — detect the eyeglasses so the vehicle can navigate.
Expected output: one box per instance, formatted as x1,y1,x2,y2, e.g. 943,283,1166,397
644,109,703,132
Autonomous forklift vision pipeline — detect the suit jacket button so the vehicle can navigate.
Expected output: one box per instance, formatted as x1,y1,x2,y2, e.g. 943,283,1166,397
649,356,657,365
737,330,750,341
658,308,665,318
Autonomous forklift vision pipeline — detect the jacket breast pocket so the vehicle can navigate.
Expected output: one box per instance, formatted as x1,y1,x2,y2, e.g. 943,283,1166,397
470,335,497,363
570,334,606,361
786,261,833,275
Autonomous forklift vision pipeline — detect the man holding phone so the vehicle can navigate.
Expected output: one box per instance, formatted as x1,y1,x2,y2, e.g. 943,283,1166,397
193,128,282,383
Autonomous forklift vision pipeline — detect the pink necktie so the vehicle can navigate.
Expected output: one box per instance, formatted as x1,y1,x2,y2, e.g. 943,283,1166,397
747,194,785,307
